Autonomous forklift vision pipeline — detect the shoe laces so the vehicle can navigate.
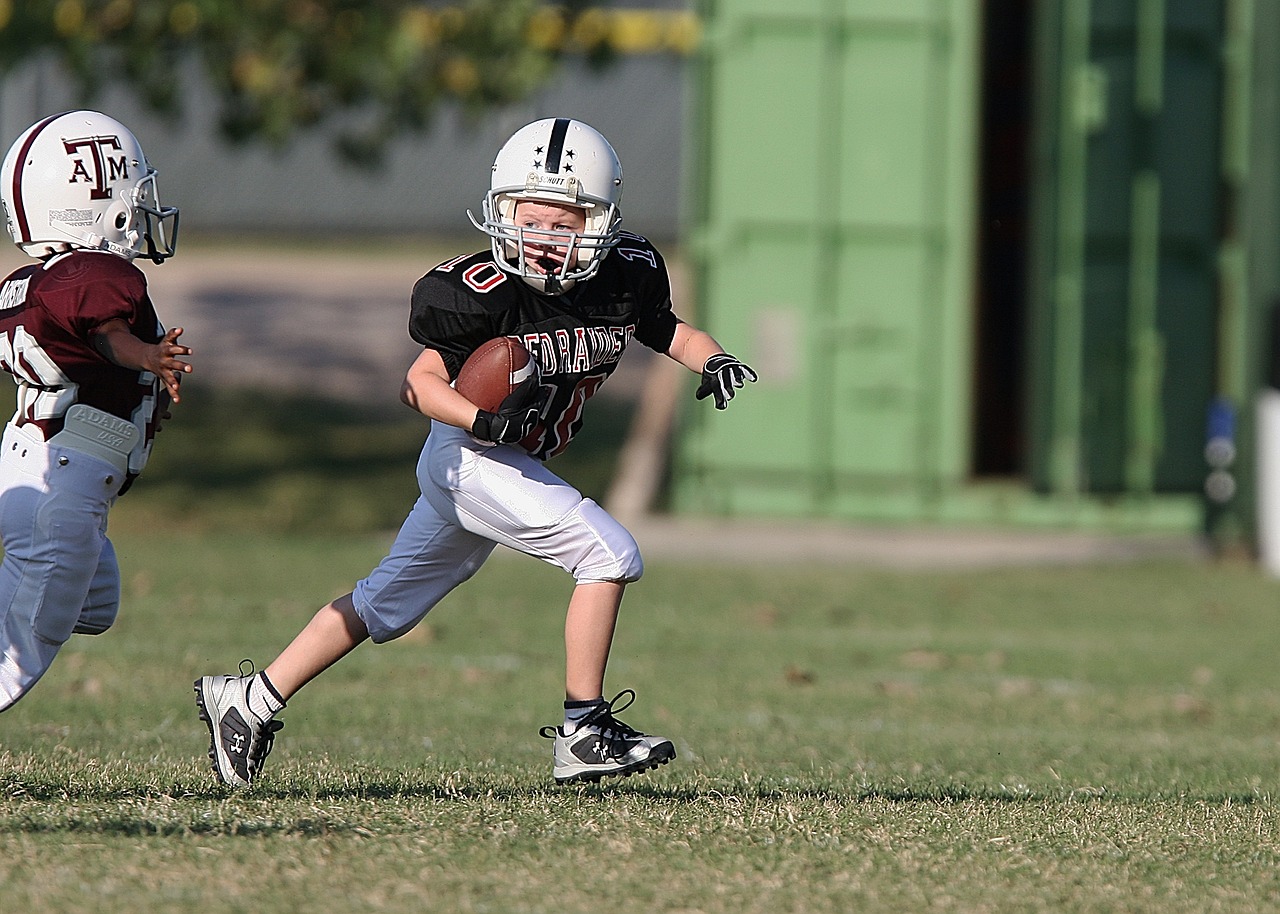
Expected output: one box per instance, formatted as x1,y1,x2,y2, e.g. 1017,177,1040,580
248,719,285,775
235,659,285,776
539,689,648,754
583,689,643,739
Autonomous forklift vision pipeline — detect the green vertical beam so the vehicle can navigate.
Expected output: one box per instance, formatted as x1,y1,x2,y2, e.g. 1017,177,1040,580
916,0,947,499
918,0,973,499
1218,0,1253,406
811,0,843,510
1048,0,1098,496
1134,0,1165,110
1209,0,1255,545
1125,0,1165,494
1126,173,1162,493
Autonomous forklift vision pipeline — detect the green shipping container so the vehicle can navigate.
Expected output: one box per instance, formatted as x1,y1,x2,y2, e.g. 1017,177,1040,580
678,0,982,520
674,0,1255,534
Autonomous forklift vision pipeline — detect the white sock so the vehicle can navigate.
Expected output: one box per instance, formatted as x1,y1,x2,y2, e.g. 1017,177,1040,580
248,672,286,720
563,697,604,735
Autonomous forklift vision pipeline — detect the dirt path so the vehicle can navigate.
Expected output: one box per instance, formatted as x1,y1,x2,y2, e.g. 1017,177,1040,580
137,243,656,409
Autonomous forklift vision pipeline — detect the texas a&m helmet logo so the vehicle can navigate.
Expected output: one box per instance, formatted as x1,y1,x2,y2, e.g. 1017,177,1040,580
64,133,129,201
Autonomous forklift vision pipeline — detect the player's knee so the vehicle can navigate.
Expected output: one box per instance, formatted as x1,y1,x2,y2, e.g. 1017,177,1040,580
569,499,644,584
576,540,642,584
72,602,119,636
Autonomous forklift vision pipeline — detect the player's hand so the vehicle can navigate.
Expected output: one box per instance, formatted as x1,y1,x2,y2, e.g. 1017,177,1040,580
152,326,193,402
471,380,547,444
696,353,757,409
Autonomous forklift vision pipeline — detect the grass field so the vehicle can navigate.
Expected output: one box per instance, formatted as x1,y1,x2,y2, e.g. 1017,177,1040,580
3,393,1280,912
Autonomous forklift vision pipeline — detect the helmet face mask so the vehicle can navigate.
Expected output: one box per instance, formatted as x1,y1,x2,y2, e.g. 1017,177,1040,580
1,110,179,264
468,117,622,294
128,169,179,263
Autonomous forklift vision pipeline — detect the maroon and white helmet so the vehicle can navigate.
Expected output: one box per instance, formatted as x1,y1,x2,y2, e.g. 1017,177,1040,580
1,110,178,263
468,117,623,293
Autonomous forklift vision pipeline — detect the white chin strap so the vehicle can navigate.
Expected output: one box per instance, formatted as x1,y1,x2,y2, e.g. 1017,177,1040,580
20,230,138,262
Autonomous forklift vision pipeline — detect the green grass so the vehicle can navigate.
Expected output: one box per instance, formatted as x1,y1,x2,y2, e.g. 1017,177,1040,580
4,533,1280,912
3,388,1280,911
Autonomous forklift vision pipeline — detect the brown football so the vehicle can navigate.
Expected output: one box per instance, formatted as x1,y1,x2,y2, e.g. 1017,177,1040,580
455,337,538,413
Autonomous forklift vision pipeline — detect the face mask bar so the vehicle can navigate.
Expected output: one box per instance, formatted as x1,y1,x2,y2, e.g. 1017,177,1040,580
467,195,621,288
134,170,179,264
511,223,585,294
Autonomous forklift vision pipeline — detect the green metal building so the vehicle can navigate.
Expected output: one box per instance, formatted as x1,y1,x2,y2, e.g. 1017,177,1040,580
675,0,1280,540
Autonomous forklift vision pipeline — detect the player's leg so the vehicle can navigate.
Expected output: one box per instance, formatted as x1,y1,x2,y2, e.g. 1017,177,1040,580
423,425,643,583
423,424,673,782
73,536,121,635
0,427,115,711
247,486,494,701
423,428,641,694
0,530,63,711
263,592,367,699
564,580,623,701
196,596,365,787
196,479,494,786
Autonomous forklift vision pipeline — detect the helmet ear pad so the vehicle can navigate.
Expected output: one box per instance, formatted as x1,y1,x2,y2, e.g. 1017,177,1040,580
103,198,137,246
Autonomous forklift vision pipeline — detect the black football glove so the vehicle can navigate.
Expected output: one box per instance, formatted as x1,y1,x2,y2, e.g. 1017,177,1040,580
471,377,546,445
695,353,757,410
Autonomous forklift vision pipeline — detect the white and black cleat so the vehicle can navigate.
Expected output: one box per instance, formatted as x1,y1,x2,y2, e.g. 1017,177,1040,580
540,689,675,785
194,661,284,788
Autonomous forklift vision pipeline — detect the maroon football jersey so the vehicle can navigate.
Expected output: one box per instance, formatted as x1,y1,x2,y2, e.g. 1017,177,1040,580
0,249,169,483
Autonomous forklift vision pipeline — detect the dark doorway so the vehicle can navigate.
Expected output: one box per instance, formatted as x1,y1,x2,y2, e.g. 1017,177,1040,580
972,0,1034,477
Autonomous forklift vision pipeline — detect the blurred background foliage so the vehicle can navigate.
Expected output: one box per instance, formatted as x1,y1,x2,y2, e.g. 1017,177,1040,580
0,1,699,166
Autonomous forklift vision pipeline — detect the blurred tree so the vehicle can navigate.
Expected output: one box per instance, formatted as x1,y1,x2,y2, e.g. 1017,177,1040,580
0,0,638,166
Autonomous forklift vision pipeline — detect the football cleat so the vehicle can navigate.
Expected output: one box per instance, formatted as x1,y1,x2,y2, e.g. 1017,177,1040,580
540,689,675,784
194,661,284,788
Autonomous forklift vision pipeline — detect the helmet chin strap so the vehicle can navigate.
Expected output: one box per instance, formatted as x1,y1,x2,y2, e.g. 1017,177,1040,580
83,232,138,261
538,256,564,294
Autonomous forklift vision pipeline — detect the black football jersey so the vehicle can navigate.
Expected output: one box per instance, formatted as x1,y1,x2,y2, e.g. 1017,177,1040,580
409,231,681,460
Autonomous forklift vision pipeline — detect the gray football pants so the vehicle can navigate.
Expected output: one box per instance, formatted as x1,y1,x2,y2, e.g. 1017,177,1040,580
352,422,643,643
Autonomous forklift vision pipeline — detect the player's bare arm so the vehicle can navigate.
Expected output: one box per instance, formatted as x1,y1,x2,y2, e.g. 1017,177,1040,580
91,320,193,402
399,347,480,430
665,321,725,373
666,321,758,410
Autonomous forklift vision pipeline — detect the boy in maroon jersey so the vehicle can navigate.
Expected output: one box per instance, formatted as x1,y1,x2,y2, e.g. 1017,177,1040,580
0,111,190,712
197,118,754,787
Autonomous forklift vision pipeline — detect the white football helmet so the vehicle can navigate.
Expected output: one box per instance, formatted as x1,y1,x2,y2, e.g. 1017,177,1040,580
468,117,623,293
1,110,178,263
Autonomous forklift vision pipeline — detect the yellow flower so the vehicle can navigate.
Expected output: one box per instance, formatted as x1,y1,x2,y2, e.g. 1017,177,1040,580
54,0,86,37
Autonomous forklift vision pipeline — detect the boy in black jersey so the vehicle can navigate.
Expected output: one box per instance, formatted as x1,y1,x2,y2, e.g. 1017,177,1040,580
196,118,755,787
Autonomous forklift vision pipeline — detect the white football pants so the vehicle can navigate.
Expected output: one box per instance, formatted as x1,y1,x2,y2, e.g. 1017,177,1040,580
352,422,643,643
0,422,122,712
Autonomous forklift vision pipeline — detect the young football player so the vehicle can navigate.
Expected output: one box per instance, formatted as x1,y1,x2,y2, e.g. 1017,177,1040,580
0,110,190,712
196,117,755,786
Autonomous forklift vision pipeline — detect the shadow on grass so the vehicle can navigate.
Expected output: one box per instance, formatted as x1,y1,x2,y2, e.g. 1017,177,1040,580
2,771,1268,840
116,385,638,534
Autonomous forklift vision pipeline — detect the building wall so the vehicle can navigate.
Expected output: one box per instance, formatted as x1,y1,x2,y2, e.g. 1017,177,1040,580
0,54,689,240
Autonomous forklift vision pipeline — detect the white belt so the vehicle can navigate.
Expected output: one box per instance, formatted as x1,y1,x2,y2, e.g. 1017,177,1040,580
47,404,139,476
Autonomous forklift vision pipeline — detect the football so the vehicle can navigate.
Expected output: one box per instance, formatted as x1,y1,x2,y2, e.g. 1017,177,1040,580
455,337,538,413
